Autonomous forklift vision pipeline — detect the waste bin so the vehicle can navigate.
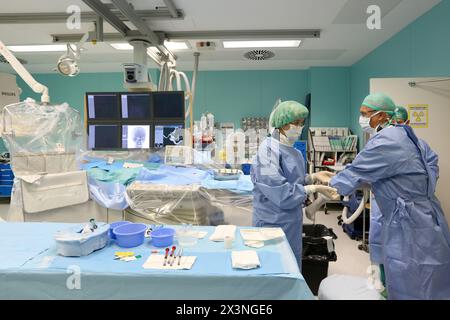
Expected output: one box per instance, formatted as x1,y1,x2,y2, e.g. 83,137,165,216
302,224,338,295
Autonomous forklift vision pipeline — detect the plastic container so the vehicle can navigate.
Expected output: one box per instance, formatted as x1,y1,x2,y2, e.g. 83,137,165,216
177,224,198,247
54,223,110,257
109,221,131,239
113,223,148,248
302,224,338,295
151,227,175,247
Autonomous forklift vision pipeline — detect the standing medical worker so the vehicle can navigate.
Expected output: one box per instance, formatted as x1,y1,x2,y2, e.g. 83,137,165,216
369,106,440,268
251,100,338,265
393,106,439,187
330,93,450,300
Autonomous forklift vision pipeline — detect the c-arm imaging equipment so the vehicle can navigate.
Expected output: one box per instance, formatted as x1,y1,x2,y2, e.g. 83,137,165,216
0,41,49,103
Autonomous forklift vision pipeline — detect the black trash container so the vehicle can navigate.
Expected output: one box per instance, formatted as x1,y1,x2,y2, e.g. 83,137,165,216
302,224,338,295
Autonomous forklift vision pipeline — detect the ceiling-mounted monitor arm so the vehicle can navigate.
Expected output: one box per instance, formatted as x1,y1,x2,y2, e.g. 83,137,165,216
110,0,176,62
0,41,50,104
82,0,177,67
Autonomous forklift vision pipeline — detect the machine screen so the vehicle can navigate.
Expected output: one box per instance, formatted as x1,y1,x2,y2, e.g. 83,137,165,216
122,125,151,149
88,125,120,149
153,92,185,118
154,124,184,148
121,93,152,119
87,94,120,119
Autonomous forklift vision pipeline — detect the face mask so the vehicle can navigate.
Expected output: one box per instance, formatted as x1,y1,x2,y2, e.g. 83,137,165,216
359,116,374,134
359,111,381,134
283,125,303,145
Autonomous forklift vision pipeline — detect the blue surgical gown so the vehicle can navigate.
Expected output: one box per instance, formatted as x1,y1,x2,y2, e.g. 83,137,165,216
251,136,307,266
369,138,439,264
331,126,450,300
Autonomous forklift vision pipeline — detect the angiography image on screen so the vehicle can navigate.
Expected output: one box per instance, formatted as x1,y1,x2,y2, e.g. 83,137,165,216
154,124,184,148
122,125,150,149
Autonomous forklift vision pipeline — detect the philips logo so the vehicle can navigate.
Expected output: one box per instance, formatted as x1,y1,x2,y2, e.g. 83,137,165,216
1,92,16,97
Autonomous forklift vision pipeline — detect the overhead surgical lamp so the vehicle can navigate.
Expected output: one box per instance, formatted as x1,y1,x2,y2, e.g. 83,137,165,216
56,32,89,77
56,44,80,77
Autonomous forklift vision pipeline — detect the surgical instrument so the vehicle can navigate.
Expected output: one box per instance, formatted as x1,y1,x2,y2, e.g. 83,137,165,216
163,247,170,266
177,247,183,266
169,246,176,265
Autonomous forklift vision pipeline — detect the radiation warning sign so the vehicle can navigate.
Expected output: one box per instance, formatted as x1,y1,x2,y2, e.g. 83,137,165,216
408,104,429,128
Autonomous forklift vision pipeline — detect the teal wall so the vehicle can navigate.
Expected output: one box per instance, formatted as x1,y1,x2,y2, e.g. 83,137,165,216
1,69,313,152
186,70,310,128
15,70,160,115
310,67,351,128
15,69,311,129
350,0,450,142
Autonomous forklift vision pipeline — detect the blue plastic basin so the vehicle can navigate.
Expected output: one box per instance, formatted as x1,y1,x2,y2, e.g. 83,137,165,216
113,223,148,248
151,227,175,247
109,221,131,239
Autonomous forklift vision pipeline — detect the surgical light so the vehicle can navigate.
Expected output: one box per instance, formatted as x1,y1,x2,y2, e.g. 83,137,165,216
56,32,89,77
56,44,79,77
223,40,302,49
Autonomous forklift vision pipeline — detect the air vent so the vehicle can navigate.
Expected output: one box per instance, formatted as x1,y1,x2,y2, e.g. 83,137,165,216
0,55,27,64
244,49,275,61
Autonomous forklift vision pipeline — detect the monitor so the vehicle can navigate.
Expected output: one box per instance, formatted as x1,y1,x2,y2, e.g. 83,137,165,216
153,91,185,119
87,93,120,120
154,124,184,148
121,93,152,119
122,125,151,149
88,125,120,149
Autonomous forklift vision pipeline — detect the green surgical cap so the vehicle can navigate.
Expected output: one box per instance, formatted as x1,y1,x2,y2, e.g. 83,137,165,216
361,93,396,115
393,106,408,121
270,100,309,129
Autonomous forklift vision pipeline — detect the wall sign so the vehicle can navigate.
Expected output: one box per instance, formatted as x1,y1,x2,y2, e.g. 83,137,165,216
408,104,429,128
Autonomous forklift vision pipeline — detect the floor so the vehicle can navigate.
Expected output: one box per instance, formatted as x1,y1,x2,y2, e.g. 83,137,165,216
0,201,371,278
0,201,9,221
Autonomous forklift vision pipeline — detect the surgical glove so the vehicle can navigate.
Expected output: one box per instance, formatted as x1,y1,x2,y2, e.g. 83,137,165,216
305,185,339,200
311,171,335,185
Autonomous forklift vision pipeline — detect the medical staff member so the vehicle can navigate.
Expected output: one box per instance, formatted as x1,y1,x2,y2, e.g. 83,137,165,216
251,100,338,266
369,106,440,269
393,106,439,191
330,93,450,300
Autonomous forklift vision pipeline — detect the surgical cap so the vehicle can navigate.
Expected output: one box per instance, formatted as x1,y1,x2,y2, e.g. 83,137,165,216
270,100,309,129
361,93,396,115
393,106,409,121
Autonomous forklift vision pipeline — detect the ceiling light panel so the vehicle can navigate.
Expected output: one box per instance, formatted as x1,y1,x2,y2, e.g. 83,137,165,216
109,43,134,50
164,41,189,50
223,40,301,49
7,45,68,52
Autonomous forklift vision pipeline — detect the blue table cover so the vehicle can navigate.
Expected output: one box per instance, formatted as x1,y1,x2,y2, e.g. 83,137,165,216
0,222,314,300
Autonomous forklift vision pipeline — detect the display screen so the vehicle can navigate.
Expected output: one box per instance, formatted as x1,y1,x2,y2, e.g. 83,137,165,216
121,93,152,119
87,94,120,119
153,92,185,118
122,125,151,149
154,124,184,148
88,125,120,149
